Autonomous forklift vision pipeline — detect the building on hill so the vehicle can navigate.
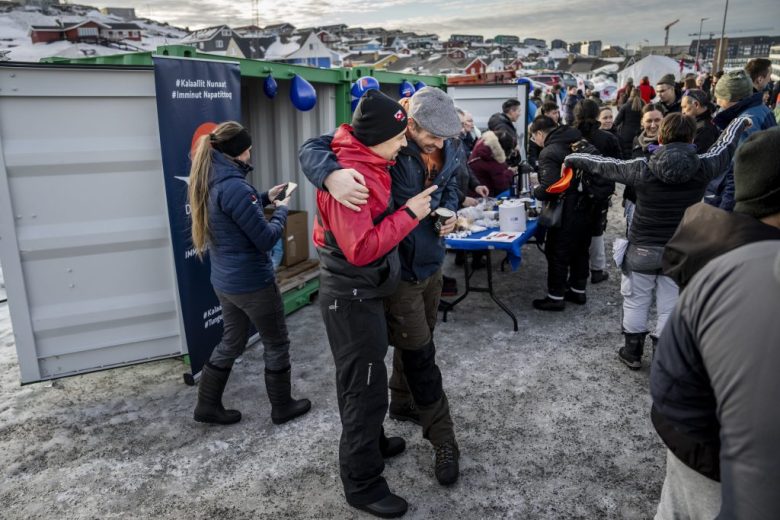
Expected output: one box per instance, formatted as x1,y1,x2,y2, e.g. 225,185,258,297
180,25,234,52
524,37,546,48
226,34,277,59
450,34,483,45
100,7,136,20
281,31,341,68
264,23,295,36
20,0,59,7
342,51,398,69
551,39,567,50
29,20,142,44
494,35,519,45
689,35,780,69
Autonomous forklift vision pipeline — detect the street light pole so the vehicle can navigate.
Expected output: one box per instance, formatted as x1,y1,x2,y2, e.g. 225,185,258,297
717,0,729,72
695,17,709,70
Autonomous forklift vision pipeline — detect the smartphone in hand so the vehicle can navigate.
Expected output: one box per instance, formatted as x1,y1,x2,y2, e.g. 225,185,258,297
274,182,298,201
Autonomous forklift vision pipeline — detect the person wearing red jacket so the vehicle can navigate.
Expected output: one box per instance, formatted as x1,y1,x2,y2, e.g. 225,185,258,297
639,76,656,104
314,89,435,518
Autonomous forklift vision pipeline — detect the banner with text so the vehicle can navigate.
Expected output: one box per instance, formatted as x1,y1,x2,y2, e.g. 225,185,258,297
153,57,241,377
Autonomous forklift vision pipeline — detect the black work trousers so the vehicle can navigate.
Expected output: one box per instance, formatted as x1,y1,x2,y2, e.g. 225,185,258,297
544,199,592,298
320,293,390,506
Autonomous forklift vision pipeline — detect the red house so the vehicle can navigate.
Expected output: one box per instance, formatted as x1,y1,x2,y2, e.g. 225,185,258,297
463,58,487,75
30,21,142,44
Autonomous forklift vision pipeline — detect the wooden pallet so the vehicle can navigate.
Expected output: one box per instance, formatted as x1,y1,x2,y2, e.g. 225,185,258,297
277,259,320,294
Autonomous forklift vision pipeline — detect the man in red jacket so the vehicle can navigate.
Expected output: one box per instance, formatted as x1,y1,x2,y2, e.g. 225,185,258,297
314,89,437,518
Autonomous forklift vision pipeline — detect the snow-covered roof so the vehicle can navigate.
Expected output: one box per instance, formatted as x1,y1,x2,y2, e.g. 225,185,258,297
263,36,301,60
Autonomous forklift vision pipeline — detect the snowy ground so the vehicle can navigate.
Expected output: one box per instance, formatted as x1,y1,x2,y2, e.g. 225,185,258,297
0,204,665,519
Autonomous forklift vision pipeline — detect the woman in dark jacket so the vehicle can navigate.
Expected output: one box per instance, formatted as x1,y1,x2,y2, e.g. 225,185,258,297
188,121,310,426
468,130,516,196
528,116,590,311
680,88,720,153
614,86,645,158
575,99,621,284
565,114,751,369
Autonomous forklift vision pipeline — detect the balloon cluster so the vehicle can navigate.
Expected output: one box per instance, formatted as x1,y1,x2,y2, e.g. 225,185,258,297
262,73,318,112
349,77,429,111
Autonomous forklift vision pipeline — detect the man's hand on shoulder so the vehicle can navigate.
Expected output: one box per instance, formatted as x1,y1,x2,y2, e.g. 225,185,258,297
324,169,369,212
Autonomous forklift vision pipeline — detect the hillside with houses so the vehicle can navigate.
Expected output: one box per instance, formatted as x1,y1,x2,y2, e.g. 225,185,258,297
1,0,778,84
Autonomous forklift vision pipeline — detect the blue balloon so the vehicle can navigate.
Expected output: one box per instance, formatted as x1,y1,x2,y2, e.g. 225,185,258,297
351,98,360,112
516,77,532,87
263,74,278,99
351,76,380,99
290,74,317,111
413,80,427,91
399,80,415,98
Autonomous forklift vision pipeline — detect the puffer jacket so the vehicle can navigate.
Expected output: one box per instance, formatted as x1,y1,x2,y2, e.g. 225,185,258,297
533,125,583,202
206,150,287,294
705,92,777,210
565,116,751,247
468,130,515,196
651,202,780,484
652,239,780,519
299,132,462,282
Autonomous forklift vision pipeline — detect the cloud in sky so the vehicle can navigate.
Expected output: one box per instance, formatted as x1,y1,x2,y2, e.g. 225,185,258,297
92,0,779,46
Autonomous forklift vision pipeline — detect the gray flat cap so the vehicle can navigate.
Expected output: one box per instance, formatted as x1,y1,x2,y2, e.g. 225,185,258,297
407,87,462,138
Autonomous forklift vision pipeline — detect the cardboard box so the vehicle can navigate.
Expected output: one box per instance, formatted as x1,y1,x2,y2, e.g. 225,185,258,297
265,209,310,268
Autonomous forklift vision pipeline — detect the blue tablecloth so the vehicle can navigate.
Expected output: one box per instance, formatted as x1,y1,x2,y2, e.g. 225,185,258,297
444,219,539,271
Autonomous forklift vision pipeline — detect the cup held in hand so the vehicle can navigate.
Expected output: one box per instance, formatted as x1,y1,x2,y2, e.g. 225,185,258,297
433,207,456,233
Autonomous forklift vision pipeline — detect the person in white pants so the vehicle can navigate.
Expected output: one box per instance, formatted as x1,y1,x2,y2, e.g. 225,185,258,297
565,113,752,369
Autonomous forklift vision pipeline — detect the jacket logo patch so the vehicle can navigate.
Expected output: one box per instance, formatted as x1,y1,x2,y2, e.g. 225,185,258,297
250,194,258,205
394,110,406,122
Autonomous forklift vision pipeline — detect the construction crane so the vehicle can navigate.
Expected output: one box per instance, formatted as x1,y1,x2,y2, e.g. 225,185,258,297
664,19,680,47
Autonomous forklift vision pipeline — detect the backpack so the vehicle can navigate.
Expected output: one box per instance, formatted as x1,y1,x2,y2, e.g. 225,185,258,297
569,138,614,201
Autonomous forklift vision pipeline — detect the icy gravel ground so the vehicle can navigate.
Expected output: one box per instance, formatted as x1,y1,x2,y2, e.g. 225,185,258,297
0,203,664,519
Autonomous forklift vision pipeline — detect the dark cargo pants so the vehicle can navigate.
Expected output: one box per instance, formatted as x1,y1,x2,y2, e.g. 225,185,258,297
210,284,291,371
544,204,591,298
386,270,455,446
320,293,391,506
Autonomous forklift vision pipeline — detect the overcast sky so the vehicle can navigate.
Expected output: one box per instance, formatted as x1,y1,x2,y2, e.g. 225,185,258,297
92,0,779,47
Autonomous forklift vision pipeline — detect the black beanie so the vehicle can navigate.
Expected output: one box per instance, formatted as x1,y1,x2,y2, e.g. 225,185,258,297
352,89,408,146
212,127,252,157
734,127,780,219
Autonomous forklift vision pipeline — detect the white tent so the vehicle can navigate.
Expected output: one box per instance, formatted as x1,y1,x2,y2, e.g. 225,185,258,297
617,54,695,87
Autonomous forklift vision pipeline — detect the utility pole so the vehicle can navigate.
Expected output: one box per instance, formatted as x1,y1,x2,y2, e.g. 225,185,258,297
717,0,729,72
695,17,709,70
664,19,679,47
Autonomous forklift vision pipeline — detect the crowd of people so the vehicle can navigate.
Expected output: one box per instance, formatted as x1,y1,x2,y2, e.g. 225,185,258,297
183,55,779,518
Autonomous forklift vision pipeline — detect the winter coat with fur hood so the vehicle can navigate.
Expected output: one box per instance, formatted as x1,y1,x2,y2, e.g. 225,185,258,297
468,131,515,196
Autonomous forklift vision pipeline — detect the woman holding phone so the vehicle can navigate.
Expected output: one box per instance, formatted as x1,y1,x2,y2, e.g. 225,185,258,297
188,121,310,426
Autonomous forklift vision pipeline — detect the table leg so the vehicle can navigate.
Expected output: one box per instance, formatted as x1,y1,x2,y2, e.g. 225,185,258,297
441,250,518,331
485,250,519,332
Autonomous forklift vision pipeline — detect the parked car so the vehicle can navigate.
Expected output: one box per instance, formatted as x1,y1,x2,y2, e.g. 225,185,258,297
527,74,563,87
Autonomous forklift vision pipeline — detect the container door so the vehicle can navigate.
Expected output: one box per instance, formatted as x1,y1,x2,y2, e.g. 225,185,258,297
0,65,184,383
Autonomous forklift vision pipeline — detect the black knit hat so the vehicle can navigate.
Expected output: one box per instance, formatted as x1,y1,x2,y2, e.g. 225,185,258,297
734,127,780,219
212,128,252,157
352,89,408,146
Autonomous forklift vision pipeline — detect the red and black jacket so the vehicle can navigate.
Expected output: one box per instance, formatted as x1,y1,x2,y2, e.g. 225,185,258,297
313,124,418,299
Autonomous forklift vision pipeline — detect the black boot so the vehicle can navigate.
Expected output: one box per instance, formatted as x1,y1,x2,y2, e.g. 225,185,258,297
590,270,609,284
380,429,406,459
349,493,408,518
193,362,242,425
264,367,311,425
564,289,587,305
532,296,565,311
618,332,646,370
434,439,460,485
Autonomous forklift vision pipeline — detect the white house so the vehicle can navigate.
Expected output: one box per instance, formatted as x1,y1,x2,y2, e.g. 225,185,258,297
282,31,341,68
